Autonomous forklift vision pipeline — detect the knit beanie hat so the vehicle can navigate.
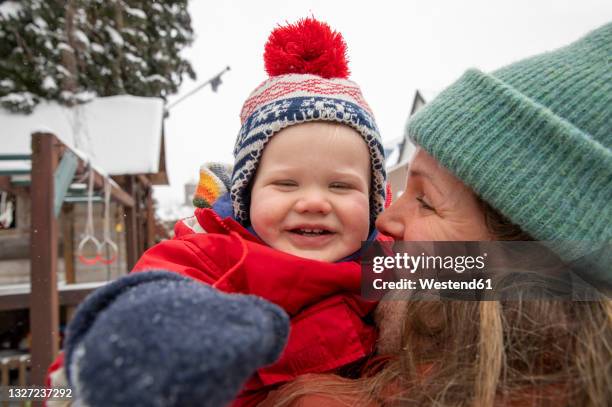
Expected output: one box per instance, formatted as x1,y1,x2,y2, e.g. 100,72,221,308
407,22,611,245
230,17,386,227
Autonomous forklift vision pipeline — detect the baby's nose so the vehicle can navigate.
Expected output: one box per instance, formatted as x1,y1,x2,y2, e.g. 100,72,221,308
294,192,332,214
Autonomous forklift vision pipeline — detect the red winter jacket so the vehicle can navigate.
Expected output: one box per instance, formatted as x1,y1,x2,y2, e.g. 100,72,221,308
135,208,378,406
48,208,378,407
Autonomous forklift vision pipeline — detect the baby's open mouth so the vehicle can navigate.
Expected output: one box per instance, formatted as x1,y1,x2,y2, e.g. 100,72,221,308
290,228,333,236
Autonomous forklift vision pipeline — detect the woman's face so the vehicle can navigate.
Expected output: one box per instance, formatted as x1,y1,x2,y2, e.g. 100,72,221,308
376,148,491,241
374,148,492,355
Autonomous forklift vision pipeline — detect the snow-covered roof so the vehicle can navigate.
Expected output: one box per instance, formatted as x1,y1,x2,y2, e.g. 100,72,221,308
417,89,439,104
0,95,164,175
384,137,404,168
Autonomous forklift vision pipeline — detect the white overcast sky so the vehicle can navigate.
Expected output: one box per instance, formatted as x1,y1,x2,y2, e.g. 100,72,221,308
154,0,612,210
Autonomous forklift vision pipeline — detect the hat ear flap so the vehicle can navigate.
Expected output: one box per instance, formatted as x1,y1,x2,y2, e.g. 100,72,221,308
193,162,233,209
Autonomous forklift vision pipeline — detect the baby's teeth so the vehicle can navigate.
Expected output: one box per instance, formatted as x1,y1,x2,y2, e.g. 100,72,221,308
301,228,323,234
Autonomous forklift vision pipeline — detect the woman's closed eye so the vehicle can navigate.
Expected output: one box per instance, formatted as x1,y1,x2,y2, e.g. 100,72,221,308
416,195,435,211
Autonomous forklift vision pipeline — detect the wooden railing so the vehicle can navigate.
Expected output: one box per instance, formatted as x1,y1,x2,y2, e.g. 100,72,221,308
1,353,29,407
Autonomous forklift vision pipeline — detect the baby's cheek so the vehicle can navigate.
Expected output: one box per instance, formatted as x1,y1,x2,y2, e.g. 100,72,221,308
342,206,370,243
250,206,278,242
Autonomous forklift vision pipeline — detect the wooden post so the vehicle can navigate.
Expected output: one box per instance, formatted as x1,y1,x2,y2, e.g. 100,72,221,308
29,133,59,386
136,181,145,257
124,176,138,270
145,185,155,249
62,204,76,284
62,204,77,324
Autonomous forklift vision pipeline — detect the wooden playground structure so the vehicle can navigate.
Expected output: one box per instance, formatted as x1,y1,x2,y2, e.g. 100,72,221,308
0,96,170,389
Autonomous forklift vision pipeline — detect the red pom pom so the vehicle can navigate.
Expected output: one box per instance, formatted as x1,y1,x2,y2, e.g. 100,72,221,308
264,17,349,79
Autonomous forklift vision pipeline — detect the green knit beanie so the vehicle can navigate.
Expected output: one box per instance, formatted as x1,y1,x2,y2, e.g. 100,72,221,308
407,22,611,247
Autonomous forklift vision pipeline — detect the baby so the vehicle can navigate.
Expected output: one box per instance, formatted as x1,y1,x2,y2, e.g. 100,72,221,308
248,121,373,263
49,17,388,407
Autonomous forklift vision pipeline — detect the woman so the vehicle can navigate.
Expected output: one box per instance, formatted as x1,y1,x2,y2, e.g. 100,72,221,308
261,21,611,407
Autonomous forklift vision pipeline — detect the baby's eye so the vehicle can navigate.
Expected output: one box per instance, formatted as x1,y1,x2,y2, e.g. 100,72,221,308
330,182,351,189
416,195,435,211
272,180,297,187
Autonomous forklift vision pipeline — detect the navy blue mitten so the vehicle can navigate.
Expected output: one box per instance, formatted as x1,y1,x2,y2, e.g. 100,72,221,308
64,271,289,407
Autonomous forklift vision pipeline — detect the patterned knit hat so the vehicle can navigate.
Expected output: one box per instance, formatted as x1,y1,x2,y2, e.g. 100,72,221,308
407,22,612,246
231,17,386,227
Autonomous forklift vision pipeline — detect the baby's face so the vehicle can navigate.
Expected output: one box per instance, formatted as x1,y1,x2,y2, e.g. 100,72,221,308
250,122,371,262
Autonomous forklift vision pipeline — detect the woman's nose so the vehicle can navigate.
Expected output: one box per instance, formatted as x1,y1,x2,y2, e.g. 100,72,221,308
375,207,405,240
294,192,332,214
